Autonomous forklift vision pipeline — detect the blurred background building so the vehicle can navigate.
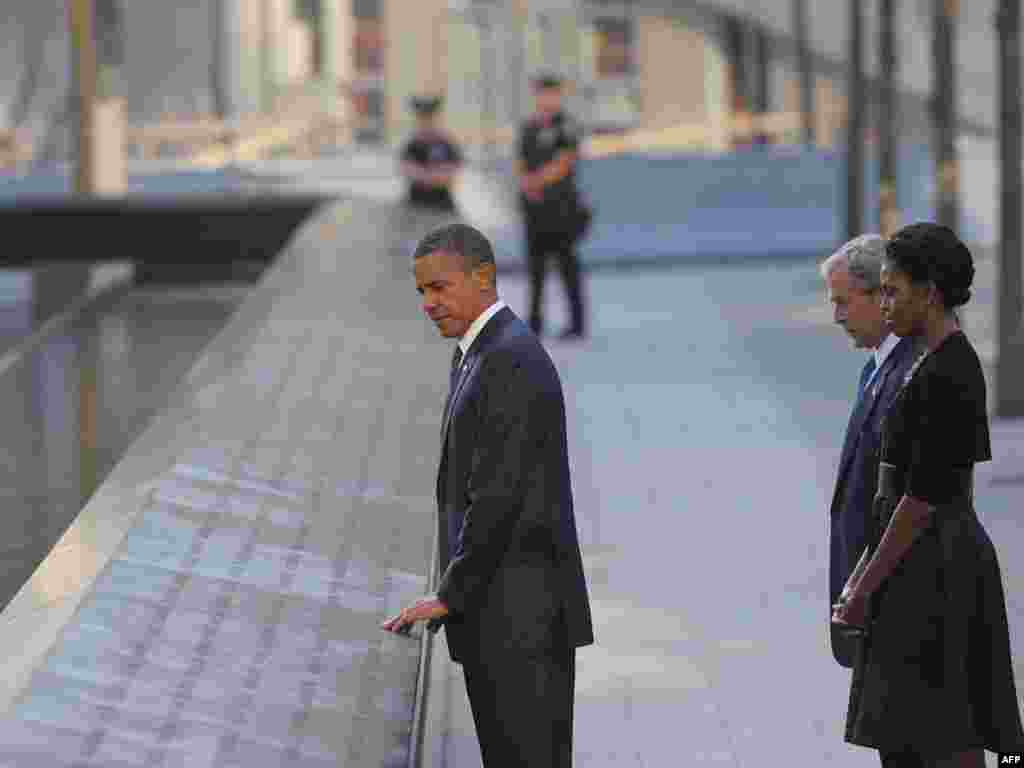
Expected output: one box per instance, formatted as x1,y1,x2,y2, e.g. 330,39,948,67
0,1,1000,166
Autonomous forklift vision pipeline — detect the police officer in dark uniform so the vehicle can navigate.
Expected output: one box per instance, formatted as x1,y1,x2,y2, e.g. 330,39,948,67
400,95,463,213
518,73,590,340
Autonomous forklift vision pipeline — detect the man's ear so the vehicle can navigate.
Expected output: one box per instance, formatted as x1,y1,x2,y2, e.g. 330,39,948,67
475,263,497,291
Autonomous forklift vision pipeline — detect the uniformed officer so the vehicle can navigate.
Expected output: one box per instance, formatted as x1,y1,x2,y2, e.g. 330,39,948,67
400,95,463,213
518,73,590,340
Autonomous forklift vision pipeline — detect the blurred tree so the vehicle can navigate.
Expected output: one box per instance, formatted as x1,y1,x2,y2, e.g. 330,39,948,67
878,0,898,236
8,13,46,130
933,0,957,231
93,0,123,98
753,24,770,148
295,0,324,77
846,0,864,241
792,0,814,147
996,0,1024,417
69,0,97,194
211,0,226,117
69,0,124,194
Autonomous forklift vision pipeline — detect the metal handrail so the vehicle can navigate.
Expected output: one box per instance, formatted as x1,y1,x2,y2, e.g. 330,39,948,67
407,528,439,768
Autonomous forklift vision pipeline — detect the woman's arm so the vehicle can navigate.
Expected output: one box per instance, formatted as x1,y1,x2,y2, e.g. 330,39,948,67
834,495,933,627
839,544,872,599
851,494,933,597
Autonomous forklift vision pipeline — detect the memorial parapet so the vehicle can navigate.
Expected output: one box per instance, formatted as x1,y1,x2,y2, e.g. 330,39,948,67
0,199,453,767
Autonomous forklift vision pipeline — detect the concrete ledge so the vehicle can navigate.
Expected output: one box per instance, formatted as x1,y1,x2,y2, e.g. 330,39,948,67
0,198,452,766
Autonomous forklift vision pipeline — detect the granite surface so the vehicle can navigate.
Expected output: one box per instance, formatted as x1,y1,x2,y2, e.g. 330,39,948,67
0,199,456,766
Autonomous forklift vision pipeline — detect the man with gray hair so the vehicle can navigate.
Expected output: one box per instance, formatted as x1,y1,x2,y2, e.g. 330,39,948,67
821,234,916,669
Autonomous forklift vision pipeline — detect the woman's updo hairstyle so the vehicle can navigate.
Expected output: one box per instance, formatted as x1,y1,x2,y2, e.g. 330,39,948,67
884,222,974,308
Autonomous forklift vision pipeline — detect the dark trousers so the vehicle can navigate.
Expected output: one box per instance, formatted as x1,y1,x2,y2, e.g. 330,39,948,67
526,228,585,336
879,749,926,767
462,646,576,768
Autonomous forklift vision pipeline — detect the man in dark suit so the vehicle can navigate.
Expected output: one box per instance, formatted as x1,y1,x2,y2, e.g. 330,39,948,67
382,223,594,767
821,234,916,668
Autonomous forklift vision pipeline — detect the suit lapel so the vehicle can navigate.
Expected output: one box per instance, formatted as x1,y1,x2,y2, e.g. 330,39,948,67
834,341,905,489
436,308,516,561
440,353,479,446
856,361,890,429
835,390,871,485
437,306,515,455
831,337,913,495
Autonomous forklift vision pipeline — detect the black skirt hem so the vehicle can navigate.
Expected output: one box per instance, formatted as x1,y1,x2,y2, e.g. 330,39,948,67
844,735,992,756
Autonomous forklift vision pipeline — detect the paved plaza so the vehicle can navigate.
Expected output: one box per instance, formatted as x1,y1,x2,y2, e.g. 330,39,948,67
0,191,1019,766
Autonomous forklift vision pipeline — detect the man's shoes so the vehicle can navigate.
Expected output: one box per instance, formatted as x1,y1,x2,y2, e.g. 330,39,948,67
558,328,586,341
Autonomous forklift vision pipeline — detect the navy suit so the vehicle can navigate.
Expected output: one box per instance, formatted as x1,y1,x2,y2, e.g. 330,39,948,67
828,336,916,667
429,306,593,767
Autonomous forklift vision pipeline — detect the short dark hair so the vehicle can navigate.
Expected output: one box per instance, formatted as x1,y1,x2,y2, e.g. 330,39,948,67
413,223,496,274
884,222,974,308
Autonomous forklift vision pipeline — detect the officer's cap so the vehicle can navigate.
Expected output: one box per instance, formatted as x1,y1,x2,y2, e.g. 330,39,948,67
532,72,564,90
409,95,443,115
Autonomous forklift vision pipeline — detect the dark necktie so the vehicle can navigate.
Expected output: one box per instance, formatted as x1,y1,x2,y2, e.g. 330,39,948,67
441,346,466,567
449,345,464,394
857,356,877,404
441,346,464,438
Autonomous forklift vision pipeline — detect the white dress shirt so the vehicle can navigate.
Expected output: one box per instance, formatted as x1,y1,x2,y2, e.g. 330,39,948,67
457,299,507,361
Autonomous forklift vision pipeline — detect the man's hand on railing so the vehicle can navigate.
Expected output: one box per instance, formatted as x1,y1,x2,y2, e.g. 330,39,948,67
381,596,449,635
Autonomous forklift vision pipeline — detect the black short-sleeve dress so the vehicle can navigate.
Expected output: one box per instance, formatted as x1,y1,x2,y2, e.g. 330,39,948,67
845,331,1024,756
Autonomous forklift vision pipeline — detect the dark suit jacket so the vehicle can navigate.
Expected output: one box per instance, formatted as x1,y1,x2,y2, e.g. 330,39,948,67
428,306,594,664
829,335,916,667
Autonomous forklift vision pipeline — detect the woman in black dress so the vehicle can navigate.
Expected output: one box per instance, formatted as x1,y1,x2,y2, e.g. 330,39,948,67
832,222,1024,767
